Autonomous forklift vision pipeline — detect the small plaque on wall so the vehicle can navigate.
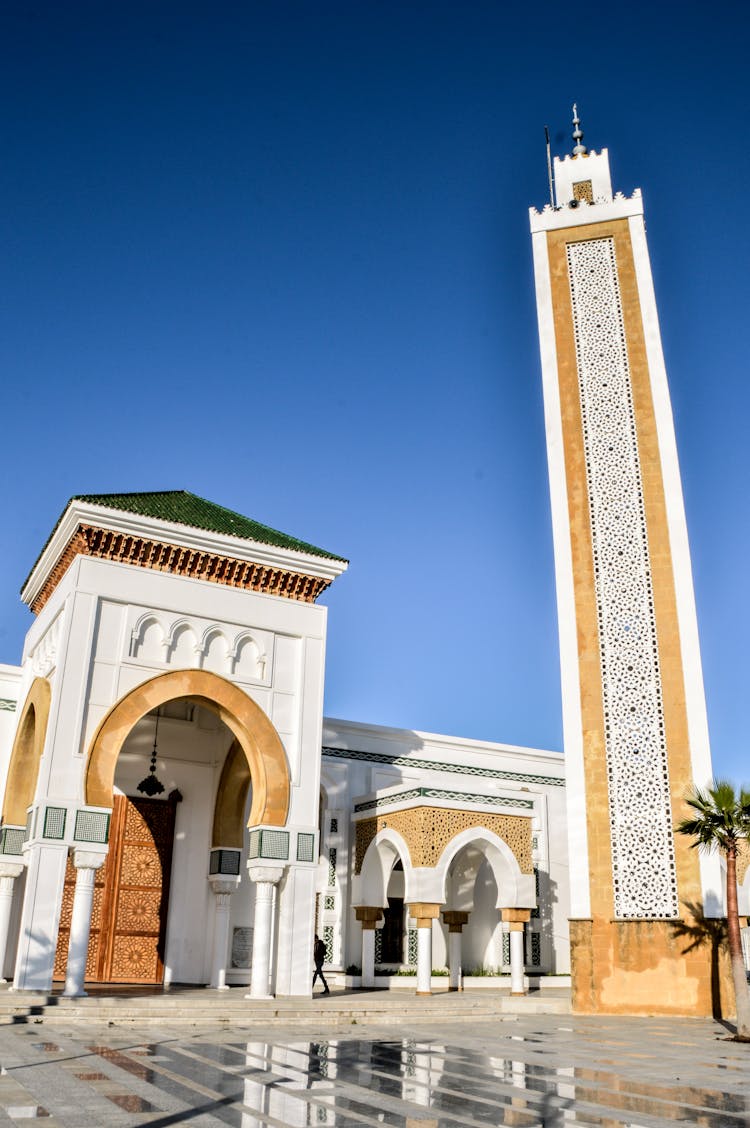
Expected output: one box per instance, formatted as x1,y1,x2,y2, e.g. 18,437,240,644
231,926,253,969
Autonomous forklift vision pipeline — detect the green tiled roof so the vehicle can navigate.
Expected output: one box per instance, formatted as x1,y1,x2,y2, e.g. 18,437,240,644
72,492,345,561
22,490,346,593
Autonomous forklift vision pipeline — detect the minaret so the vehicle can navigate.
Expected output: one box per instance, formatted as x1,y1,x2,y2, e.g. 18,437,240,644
530,110,725,1015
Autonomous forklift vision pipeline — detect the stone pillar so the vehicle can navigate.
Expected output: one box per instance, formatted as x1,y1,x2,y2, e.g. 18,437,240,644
63,850,107,998
209,878,239,989
0,863,24,983
408,903,440,997
13,842,69,992
502,908,531,997
442,911,469,992
246,867,283,1000
354,906,382,988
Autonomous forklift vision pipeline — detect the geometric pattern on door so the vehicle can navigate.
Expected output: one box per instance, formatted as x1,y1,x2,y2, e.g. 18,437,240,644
54,794,176,983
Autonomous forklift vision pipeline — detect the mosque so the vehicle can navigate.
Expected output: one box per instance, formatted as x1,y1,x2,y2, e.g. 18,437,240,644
0,116,743,1016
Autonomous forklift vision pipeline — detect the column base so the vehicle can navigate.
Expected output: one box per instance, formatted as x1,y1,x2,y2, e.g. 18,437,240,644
448,985,460,992
244,993,274,1000
510,991,526,997
209,984,230,991
63,989,88,999
415,990,432,997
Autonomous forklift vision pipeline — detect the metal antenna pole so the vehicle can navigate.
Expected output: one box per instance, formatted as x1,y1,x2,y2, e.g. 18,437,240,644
544,126,554,207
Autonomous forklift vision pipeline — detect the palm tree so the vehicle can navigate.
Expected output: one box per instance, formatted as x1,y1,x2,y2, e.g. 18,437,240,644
677,780,750,1041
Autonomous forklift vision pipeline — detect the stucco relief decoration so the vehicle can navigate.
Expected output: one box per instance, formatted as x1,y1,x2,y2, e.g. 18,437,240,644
130,614,268,680
355,808,532,874
31,614,63,677
567,235,678,919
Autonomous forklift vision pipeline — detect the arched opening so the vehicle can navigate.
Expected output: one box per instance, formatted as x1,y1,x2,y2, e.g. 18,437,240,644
84,669,289,827
1,678,52,827
54,671,290,988
436,829,528,974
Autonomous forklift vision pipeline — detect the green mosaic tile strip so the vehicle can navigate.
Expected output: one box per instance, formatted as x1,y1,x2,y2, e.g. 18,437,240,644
354,786,534,814
73,809,110,845
248,828,289,861
0,825,25,855
0,699,17,712
42,807,66,840
323,746,564,787
209,848,241,875
297,832,315,862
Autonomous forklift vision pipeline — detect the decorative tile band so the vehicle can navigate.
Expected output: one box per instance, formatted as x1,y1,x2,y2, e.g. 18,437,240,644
0,699,17,712
354,787,534,814
42,807,66,841
210,848,241,876
567,236,678,919
0,825,26,855
296,832,316,863
73,809,110,845
322,746,564,787
248,828,289,861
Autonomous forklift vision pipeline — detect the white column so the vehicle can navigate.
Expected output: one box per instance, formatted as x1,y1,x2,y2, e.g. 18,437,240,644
509,927,525,996
448,931,462,991
0,863,24,983
361,927,376,988
209,879,237,989
246,866,283,1000
63,849,107,998
416,925,432,996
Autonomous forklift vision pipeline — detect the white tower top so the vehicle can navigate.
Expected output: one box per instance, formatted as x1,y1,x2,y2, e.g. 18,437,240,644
531,105,641,232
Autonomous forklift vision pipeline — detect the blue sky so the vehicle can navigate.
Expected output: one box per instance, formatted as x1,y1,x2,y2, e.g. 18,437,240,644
1,3,748,779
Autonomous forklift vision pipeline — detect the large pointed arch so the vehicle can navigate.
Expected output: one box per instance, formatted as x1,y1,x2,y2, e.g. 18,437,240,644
85,669,289,826
2,678,52,825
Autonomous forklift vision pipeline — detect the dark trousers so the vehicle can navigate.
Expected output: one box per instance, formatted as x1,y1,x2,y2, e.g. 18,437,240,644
312,964,329,991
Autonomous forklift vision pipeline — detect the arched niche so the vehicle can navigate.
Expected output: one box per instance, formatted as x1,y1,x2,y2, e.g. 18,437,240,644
212,739,251,847
1,678,52,826
85,669,289,827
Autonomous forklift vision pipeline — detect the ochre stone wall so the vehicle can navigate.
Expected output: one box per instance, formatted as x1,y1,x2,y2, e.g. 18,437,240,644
570,918,733,1018
355,807,532,874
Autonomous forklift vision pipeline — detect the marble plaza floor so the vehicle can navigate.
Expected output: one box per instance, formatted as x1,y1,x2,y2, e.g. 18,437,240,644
0,1012,747,1128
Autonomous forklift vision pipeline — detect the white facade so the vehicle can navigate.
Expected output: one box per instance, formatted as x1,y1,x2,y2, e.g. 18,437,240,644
0,490,569,995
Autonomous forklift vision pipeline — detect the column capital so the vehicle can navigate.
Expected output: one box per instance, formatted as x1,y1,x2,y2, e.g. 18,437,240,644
354,905,383,930
0,862,24,881
72,848,107,871
442,910,469,932
408,902,441,928
247,865,284,885
209,877,239,896
501,907,531,926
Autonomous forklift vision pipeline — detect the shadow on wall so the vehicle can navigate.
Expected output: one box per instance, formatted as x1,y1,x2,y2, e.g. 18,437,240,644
670,900,728,1021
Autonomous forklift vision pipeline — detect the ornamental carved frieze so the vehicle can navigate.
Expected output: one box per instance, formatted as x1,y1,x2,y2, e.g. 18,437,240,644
355,807,532,874
31,523,330,614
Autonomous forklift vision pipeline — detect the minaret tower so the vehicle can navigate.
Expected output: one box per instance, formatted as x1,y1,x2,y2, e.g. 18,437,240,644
530,110,725,1015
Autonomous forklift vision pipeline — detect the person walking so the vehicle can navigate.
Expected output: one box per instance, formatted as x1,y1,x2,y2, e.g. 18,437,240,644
312,934,330,995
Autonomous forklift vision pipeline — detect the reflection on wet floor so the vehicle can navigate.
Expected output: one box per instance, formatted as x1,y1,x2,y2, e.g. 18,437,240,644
0,1020,748,1127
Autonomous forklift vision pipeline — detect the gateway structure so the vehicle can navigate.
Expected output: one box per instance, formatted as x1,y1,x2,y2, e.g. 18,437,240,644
0,118,739,1014
0,491,561,1000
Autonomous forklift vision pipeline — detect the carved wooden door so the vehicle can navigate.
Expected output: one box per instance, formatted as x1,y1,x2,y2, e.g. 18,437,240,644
54,795,176,984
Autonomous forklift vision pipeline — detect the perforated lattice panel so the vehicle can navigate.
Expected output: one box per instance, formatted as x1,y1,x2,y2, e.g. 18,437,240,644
567,236,678,919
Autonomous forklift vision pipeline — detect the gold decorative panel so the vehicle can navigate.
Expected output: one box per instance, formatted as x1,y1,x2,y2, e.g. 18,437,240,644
120,845,163,888
53,794,176,985
109,935,160,981
355,807,532,874
572,179,593,203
